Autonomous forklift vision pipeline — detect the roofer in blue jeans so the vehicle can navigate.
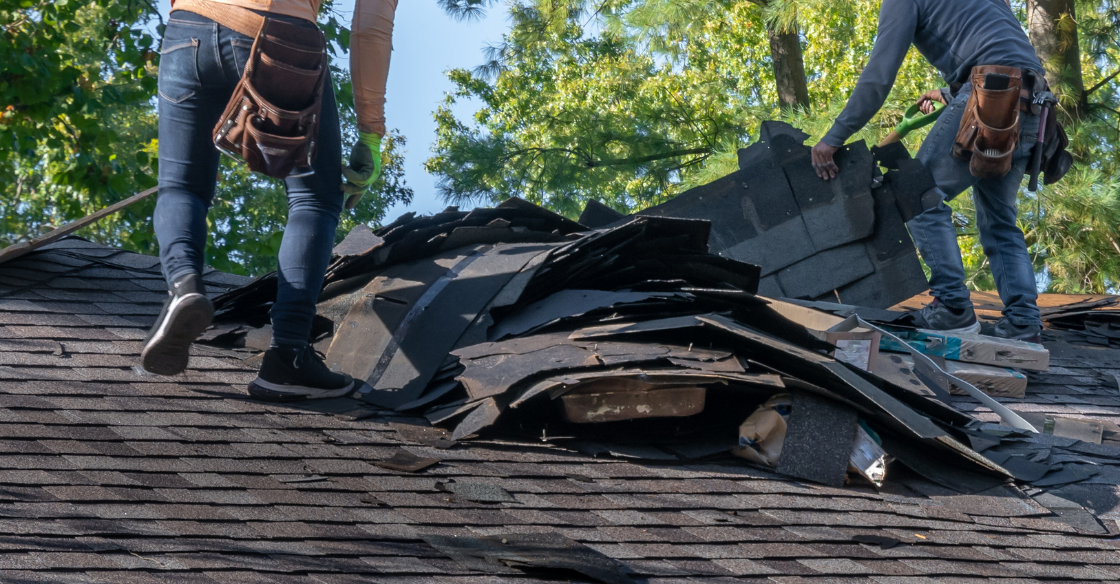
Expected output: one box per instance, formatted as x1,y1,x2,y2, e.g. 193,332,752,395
809,0,1045,343
141,0,400,400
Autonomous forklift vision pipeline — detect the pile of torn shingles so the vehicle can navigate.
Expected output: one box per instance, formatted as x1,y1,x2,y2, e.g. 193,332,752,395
583,121,942,309
207,181,1120,544
5,241,1120,581
1041,296,1120,349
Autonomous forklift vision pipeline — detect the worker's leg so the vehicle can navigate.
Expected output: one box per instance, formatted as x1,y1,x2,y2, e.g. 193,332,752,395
248,71,354,401
153,12,229,284
145,11,240,375
268,74,344,349
971,112,1041,327
908,85,975,312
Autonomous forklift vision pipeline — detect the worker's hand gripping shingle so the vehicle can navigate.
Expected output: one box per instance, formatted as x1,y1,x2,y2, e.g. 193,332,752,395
341,131,382,209
811,141,840,180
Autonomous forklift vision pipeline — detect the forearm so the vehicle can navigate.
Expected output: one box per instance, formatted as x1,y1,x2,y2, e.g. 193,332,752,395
351,0,398,137
823,76,898,147
822,0,916,147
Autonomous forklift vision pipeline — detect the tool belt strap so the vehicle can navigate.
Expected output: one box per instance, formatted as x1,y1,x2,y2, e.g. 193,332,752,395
171,0,266,38
950,69,1046,114
1018,87,1032,112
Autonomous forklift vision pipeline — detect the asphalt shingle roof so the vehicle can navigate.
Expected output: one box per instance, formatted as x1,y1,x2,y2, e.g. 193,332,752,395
0,238,1118,583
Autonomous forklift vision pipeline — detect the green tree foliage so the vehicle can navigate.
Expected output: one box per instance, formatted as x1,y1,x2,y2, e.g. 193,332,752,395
431,0,1120,293
427,0,937,213
2,0,161,244
1,0,411,276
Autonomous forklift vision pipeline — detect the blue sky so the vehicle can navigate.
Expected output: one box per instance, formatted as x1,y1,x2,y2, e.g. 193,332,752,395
156,1,510,219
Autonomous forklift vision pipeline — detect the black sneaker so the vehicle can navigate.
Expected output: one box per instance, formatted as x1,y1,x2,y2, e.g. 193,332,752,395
247,345,356,402
981,317,1043,344
140,274,214,376
908,298,981,334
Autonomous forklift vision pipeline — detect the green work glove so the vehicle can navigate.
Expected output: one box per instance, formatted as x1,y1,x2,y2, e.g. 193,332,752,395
342,131,382,210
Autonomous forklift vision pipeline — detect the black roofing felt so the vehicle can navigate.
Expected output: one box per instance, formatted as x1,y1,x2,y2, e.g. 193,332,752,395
1,238,1120,582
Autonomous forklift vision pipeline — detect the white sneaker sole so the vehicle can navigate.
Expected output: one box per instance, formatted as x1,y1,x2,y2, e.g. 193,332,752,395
247,377,356,402
918,321,981,336
140,293,214,376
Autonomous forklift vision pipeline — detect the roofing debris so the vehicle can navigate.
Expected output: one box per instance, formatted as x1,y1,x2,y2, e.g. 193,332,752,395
5,236,1120,580
1041,295,1120,348
375,449,441,473
210,165,1119,518
7,125,1120,580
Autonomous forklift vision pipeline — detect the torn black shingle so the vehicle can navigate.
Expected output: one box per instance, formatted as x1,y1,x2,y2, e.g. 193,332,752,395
774,391,859,488
639,121,937,306
578,199,627,229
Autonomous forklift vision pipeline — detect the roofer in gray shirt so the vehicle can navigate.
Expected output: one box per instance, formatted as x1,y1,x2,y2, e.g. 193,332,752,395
810,0,1046,343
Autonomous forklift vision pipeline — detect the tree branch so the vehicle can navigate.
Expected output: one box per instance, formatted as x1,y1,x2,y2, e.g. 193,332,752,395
586,147,712,168
1095,104,1120,118
500,146,589,166
1086,68,1120,96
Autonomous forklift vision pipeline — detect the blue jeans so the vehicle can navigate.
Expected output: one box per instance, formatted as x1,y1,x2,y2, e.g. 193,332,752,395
155,10,343,347
909,83,1041,326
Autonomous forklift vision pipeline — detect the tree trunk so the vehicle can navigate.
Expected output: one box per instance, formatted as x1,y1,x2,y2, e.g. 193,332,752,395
748,0,810,111
768,25,811,111
1026,0,1085,112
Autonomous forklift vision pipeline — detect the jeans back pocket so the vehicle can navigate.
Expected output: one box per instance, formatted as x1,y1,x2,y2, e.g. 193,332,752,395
230,37,254,79
158,24,203,103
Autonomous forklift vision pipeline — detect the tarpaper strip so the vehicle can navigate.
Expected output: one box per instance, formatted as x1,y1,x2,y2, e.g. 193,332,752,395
365,250,483,388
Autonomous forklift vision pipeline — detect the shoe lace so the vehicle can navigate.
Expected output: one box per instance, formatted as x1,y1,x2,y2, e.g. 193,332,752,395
917,299,941,321
292,345,329,371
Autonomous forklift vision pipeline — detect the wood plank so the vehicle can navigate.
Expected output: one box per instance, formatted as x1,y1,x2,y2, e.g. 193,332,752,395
0,187,159,266
891,290,1120,321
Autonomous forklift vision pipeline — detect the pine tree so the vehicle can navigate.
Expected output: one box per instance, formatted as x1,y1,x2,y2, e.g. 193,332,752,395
431,0,1120,292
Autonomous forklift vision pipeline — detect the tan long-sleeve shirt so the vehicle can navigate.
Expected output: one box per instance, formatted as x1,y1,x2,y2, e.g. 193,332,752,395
349,0,396,136
170,0,397,137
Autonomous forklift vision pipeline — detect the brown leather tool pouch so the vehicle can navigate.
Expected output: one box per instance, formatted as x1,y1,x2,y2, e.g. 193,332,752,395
213,17,327,178
952,65,1022,179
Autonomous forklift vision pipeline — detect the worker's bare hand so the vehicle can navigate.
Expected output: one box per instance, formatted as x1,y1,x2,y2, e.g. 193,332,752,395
811,142,840,180
917,89,947,114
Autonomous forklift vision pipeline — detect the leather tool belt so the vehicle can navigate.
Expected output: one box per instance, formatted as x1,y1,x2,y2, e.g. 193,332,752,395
176,0,327,179
952,65,1023,179
949,65,1071,184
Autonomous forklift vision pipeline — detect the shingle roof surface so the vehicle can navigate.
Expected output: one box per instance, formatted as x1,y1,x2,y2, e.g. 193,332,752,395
0,238,1118,583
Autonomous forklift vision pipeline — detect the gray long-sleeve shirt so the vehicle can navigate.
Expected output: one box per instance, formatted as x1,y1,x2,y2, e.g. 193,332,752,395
822,0,1042,147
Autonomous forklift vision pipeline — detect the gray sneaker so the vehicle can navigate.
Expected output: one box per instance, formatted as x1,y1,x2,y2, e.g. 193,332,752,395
908,298,981,334
981,318,1042,344
140,274,214,376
